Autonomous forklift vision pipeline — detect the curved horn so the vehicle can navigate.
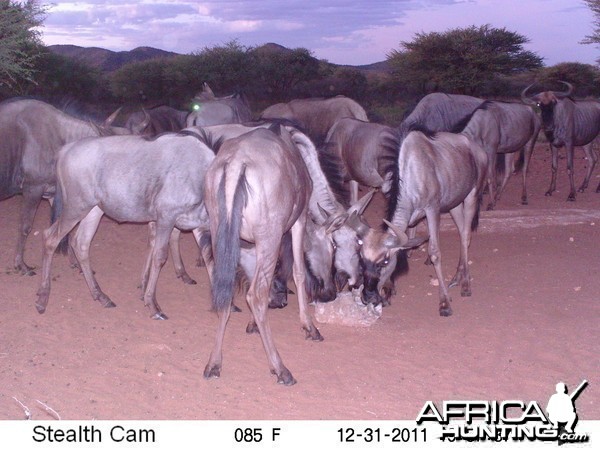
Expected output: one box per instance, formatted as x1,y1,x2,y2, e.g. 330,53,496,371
133,108,151,134
104,106,123,127
555,81,574,98
382,219,409,246
520,83,537,106
348,188,376,215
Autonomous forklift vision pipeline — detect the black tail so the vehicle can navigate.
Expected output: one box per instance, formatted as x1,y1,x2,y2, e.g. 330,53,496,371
51,184,69,255
211,165,248,311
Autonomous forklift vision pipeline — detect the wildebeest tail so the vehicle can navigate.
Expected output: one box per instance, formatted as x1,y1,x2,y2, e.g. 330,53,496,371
51,182,69,255
211,164,248,311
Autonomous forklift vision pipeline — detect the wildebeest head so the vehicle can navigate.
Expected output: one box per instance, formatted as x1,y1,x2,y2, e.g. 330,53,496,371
348,216,427,306
521,81,574,144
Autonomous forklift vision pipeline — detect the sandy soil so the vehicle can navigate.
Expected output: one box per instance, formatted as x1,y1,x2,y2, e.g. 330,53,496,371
0,143,598,421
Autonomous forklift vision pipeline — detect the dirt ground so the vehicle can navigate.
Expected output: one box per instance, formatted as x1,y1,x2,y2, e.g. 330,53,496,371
0,143,598,421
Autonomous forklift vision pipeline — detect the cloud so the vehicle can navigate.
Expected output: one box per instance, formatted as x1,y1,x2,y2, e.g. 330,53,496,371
40,0,599,65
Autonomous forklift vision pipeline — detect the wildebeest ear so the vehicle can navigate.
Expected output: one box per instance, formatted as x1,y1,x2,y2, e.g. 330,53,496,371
324,212,349,234
348,188,376,215
346,211,369,236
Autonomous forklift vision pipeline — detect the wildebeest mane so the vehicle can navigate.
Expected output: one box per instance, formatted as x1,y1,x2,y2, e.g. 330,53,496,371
317,143,350,207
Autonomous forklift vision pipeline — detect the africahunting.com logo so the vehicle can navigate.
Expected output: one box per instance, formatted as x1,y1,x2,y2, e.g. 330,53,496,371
416,380,590,444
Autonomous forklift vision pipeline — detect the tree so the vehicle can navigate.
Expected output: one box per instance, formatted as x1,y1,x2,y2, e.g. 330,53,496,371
536,62,600,97
0,0,46,90
388,24,543,95
582,0,600,45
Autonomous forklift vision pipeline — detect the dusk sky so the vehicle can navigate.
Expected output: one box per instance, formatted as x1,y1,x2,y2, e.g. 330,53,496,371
40,0,598,67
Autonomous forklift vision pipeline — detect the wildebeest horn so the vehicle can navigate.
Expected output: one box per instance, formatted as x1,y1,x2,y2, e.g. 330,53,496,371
555,81,574,98
348,188,376,215
104,107,123,126
382,219,409,246
520,84,537,106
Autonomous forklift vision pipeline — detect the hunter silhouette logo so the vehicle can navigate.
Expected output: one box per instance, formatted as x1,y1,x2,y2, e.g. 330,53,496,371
546,380,589,444
416,379,590,443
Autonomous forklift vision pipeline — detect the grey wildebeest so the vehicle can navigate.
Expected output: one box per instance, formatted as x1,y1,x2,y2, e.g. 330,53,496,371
402,92,541,209
193,122,374,307
125,105,188,136
203,126,336,385
356,126,488,317
259,95,368,143
459,101,541,209
521,81,600,200
323,117,399,204
0,98,125,275
187,82,253,127
35,130,217,320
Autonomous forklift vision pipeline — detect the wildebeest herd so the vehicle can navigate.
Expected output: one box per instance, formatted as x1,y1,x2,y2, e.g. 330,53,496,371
1,82,598,385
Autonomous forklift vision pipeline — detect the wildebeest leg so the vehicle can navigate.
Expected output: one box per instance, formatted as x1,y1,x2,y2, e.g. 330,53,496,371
424,208,452,317
203,303,232,379
142,224,196,290
246,237,296,385
566,145,577,201
494,152,515,207
140,221,172,320
36,212,82,314
70,207,116,309
485,148,498,211
291,215,323,342
520,138,536,205
578,142,598,193
14,185,44,275
448,194,477,297
168,228,196,285
546,144,559,197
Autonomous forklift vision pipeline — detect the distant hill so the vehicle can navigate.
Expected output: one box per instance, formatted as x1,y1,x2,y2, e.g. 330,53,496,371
48,45,179,72
48,43,389,75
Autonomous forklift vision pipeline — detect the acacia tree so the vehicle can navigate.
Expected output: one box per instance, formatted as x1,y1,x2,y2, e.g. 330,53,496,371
388,24,543,95
0,0,46,91
582,0,600,64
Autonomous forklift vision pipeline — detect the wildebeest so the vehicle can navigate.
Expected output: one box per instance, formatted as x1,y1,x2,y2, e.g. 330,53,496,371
192,82,253,123
323,117,399,204
402,92,543,209
521,81,600,200
186,82,252,127
260,95,368,143
356,126,488,316
125,105,188,136
460,101,542,209
400,92,484,133
35,131,217,320
202,126,327,385
0,98,126,275
194,122,374,302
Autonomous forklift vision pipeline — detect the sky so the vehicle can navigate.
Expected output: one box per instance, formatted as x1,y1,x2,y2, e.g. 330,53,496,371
39,0,599,67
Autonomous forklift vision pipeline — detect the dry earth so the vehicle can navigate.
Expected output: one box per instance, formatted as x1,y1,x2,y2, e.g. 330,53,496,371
0,143,598,421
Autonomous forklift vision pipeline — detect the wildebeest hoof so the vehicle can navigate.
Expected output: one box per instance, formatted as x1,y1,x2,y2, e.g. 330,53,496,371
177,274,197,285
103,300,117,308
35,302,46,314
151,311,168,320
521,198,528,205
567,194,576,202
545,191,553,197
246,322,259,334
439,301,453,317
461,290,472,297
304,326,324,341
486,203,495,211
204,364,221,379
274,368,296,386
